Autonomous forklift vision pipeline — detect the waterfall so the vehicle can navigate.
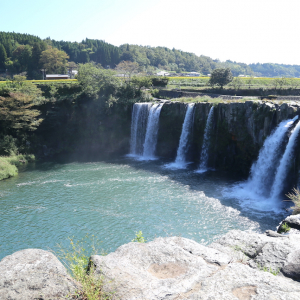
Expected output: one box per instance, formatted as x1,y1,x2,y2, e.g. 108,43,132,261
164,103,195,169
142,103,164,160
196,106,214,173
270,119,300,199
246,117,296,197
129,103,152,156
223,116,298,212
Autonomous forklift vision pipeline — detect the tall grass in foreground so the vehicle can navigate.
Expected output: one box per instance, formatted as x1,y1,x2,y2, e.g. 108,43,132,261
56,235,112,300
0,154,35,181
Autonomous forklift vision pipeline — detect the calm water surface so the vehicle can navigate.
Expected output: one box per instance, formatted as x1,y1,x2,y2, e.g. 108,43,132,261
0,157,287,260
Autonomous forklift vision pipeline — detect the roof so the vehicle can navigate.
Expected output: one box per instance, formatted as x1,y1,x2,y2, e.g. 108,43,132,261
46,74,69,78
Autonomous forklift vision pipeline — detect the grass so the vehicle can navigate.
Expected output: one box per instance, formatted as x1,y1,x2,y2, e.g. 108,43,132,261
278,222,291,234
285,188,300,215
56,235,113,300
166,76,300,90
257,263,280,276
55,231,146,299
0,154,35,181
169,95,254,104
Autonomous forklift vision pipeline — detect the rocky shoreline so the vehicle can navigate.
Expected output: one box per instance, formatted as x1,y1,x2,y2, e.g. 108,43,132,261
1,216,300,300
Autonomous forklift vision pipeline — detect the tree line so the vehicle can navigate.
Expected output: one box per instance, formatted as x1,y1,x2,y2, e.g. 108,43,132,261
1,31,300,79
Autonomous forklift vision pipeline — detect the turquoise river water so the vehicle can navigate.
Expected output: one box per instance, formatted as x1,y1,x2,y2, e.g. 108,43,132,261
0,157,287,260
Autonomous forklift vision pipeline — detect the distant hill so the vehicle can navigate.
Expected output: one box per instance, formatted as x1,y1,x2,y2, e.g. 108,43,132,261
0,31,300,78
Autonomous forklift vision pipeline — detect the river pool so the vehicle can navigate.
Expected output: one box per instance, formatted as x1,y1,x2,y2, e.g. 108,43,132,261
0,157,287,260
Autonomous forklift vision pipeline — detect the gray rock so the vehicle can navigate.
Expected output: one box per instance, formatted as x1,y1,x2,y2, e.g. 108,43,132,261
0,249,78,300
282,250,300,281
249,241,292,271
188,263,300,300
91,236,300,300
210,229,300,282
265,230,288,238
90,237,220,300
209,230,273,259
286,214,300,227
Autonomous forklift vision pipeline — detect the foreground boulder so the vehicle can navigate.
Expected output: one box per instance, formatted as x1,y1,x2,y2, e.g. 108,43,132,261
210,229,300,281
0,249,78,300
91,234,300,300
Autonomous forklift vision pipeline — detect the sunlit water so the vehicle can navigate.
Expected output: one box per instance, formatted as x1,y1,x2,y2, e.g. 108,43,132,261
0,157,287,260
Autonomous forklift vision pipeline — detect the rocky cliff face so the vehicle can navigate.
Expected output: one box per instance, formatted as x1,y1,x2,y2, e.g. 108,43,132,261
1,229,300,300
157,100,300,176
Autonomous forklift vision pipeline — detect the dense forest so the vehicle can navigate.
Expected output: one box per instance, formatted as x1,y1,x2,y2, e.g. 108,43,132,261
1,31,300,79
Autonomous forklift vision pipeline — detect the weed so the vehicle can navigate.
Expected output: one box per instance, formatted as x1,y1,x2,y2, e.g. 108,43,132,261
257,263,280,276
278,222,291,233
56,235,112,300
131,231,146,243
230,244,249,264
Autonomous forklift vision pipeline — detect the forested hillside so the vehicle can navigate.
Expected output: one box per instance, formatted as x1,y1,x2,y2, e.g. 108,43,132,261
0,31,300,78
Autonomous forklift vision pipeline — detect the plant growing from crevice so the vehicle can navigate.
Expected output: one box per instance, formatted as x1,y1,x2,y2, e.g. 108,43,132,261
257,263,280,276
278,222,291,233
56,235,112,300
131,231,146,243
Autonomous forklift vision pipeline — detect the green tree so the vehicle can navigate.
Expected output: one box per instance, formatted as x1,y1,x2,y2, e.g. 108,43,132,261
0,92,43,133
39,47,69,74
77,62,119,97
12,45,32,73
116,61,139,81
209,68,233,89
0,44,7,70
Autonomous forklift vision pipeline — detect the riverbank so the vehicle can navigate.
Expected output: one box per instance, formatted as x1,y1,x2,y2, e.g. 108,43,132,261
0,154,35,181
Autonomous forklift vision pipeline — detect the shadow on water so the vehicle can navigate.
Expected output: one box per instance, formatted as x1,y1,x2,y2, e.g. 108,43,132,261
96,155,288,232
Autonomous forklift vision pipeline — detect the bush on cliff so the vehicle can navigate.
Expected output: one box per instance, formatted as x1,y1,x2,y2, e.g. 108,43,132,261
286,188,300,215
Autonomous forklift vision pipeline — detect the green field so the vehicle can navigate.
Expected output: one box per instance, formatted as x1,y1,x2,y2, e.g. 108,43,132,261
167,76,300,90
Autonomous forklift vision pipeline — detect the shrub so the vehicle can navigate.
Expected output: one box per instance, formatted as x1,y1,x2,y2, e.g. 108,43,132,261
0,157,18,181
0,135,18,156
278,222,291,233
286,188,300,215
151,76,169,87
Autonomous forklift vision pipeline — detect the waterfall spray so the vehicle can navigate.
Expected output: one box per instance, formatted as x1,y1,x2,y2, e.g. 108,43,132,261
246,117,296,197
270,119,300,199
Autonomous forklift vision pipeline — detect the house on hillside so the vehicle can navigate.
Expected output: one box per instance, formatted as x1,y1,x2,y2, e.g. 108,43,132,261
45,74,70,80
156,71,170,76
189,72,201,77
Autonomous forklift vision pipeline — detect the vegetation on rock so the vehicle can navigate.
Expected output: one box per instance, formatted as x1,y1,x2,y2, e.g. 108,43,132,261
286,188,300,215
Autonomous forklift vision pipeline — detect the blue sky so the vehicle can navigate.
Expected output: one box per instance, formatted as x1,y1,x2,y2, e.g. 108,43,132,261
1,0,300,65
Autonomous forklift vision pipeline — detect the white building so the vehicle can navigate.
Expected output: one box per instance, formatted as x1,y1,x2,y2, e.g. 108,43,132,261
45,74,70,80
156,71,170,76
